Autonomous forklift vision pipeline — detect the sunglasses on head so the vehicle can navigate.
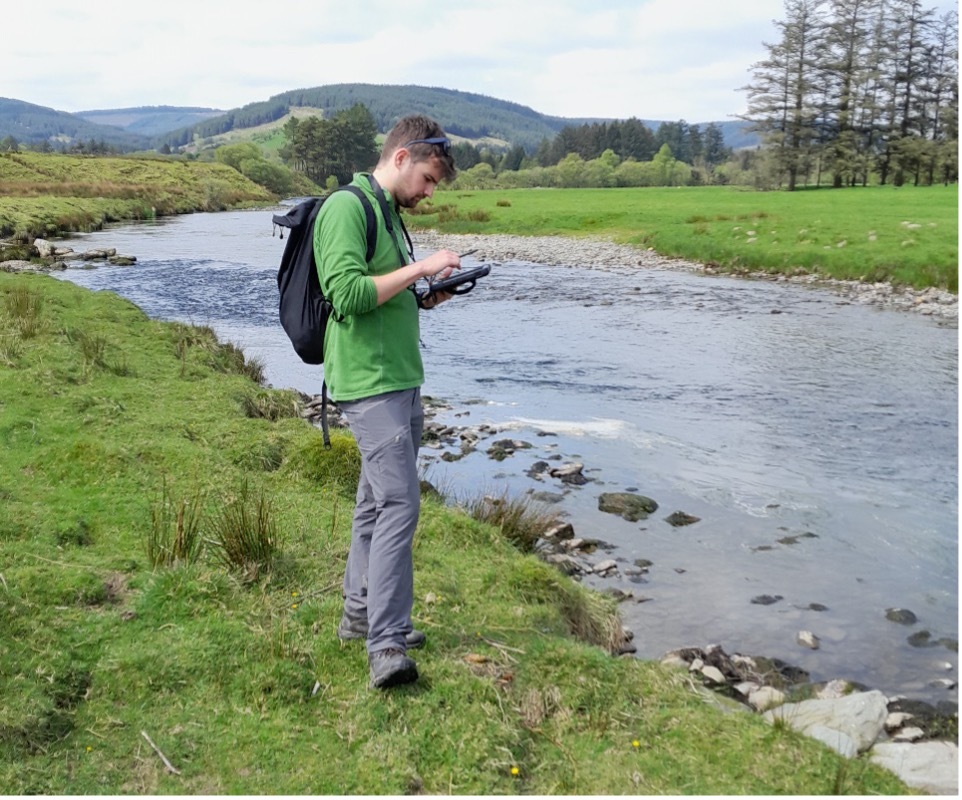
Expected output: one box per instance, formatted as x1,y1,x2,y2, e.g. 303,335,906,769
402,137,451,155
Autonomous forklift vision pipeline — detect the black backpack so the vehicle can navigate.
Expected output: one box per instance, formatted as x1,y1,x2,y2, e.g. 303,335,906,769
274,186,376,365
273,186,376,446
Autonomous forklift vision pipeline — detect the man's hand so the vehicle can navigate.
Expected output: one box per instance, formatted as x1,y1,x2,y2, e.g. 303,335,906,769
419,289,454,309
372,249,461,307
418,249,461,282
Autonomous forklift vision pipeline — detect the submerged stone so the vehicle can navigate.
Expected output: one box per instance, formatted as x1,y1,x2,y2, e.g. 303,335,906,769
886,607,918,625
598,492,658,521
664,510,701,527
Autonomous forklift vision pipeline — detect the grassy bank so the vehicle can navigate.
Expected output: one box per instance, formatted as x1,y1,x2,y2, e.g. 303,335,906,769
0,272,910,794
0,152,275,240
409,184,958,291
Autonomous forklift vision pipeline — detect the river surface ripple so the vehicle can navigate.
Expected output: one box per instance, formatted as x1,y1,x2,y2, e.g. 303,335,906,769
53,209,958,706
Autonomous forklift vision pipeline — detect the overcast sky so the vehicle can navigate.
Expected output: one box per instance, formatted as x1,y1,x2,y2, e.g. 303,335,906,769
6,0,957,123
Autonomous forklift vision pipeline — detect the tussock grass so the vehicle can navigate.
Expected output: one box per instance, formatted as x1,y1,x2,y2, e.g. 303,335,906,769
0,271,910,795
3,285,46,339
147,480,205,568
460,489,562,552
239,388,301,421
207,481,278,582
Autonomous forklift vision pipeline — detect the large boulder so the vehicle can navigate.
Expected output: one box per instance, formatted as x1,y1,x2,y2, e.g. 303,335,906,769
762,690,888,753
870,741,958,795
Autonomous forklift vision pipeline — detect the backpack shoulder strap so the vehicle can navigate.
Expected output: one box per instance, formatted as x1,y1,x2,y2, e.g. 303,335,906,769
332,185,377,263
364,174,414,264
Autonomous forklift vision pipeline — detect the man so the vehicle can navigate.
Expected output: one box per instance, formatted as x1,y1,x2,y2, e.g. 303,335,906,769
314,114,460,689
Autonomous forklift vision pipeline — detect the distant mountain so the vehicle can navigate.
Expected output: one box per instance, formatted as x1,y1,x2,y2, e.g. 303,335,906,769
1,85,756,153
158,83,756,152
77,106,225,137
0,98,151,149
155,83,605,152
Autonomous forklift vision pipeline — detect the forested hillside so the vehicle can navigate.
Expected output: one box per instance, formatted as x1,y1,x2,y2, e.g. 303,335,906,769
0,98,151,151
158,84,609,152
155,84,751,153
77,106,226,137
0,85,753,156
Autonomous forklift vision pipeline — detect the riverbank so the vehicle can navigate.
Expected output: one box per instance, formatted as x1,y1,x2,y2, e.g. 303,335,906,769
413,230,959,322
0,268,927,794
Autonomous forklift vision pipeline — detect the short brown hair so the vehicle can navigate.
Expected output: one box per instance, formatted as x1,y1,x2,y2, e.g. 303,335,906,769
380,114,456,181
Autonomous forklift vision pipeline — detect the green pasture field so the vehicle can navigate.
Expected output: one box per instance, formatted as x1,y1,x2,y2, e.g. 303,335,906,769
411,184,959,291
0,272,909,795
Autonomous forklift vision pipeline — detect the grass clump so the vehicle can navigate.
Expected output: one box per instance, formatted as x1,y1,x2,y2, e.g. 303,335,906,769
3,284,46,339
240,387,301,421
147,480,205,568
461,489,562,552
207,480,278,582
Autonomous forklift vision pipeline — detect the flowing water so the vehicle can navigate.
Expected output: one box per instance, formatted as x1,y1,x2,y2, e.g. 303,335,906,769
53,208,958,705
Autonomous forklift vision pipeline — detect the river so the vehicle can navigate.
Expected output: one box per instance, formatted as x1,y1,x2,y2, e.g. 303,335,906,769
52,208,958,707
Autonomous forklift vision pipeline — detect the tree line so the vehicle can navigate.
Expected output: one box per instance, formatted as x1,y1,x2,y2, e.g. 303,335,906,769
741,0,958,189
277,105,379,187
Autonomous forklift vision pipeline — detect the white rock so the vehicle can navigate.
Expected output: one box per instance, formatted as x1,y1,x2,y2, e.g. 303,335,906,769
892,727,925,743
870,741,958,795
549,462,584,478
660,654,688,670
542,522,574,541
748,686,786,711
807,724,858,758
762,690,888,753
734,681,759,697
700,665,726,684
731,654,757,670
885,712,914,730
33,238,56,257
592,558,618,574
690,658,704,672
815,679,852,700
796,630,820,649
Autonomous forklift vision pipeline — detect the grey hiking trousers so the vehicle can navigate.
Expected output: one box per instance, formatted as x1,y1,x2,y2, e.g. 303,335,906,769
338,387,423,655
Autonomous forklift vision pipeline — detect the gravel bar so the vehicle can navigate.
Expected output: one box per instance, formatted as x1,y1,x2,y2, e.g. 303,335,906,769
412,230,958,322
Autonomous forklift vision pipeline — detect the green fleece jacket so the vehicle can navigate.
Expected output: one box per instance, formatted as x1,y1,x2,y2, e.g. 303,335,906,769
314,173,422,403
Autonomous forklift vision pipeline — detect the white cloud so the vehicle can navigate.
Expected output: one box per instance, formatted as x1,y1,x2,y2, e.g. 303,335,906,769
4,0,955,123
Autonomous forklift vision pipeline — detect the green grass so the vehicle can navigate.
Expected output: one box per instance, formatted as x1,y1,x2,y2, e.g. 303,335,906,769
0,151,275,240
409,184,959,291
0,271,911,794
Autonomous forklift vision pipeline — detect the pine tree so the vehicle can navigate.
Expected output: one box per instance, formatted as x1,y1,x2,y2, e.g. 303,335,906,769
741,0,828,190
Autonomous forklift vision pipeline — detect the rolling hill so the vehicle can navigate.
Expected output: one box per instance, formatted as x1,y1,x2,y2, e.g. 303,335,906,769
0,84,755,154
77,106,226,137
0,98,152,150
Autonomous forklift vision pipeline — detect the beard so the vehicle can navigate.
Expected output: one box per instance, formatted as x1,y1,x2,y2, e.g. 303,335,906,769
395,190,422,209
